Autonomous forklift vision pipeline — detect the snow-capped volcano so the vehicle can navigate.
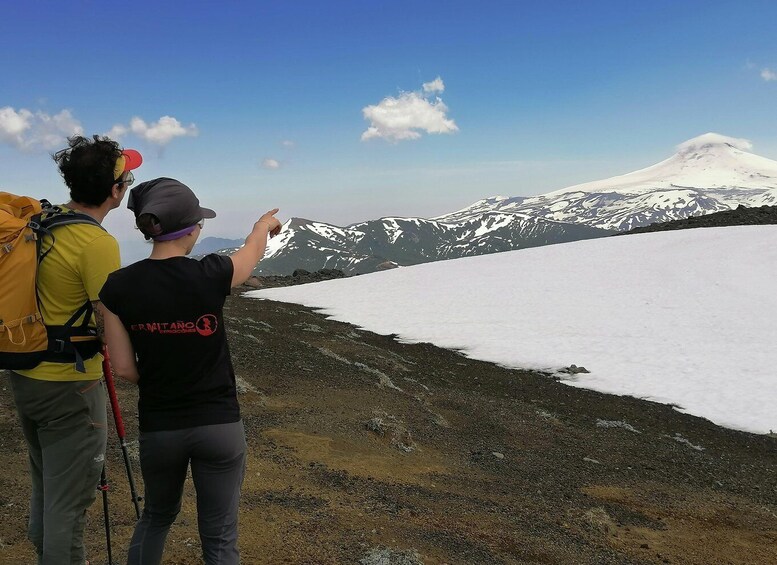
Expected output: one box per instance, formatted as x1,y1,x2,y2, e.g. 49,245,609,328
437,133,777,231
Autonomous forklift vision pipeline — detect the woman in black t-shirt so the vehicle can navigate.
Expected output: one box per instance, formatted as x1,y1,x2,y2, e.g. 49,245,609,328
99,178,281,565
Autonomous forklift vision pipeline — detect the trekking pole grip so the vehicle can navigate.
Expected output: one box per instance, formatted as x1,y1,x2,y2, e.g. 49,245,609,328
102,347,126,438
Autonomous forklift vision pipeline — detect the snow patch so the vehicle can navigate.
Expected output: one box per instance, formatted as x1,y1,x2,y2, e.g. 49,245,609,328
248,226,777,434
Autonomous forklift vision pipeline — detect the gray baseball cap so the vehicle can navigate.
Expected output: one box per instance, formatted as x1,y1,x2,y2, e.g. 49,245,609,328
128,177,216,239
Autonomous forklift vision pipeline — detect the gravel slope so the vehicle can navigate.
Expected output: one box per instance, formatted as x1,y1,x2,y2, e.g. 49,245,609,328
0,294,774,564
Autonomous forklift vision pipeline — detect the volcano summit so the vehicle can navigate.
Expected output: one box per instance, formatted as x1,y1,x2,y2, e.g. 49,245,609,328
438,133,777,231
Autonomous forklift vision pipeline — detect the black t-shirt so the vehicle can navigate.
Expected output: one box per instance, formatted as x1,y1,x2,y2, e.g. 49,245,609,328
99,254,239,433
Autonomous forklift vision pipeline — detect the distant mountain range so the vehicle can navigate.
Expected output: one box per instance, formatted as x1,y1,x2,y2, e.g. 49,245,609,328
193,237,244,255
256,214,611,275
195,214,611,275
199,132,777,275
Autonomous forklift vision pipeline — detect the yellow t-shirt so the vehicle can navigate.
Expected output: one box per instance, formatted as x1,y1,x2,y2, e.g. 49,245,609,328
17,209,120,381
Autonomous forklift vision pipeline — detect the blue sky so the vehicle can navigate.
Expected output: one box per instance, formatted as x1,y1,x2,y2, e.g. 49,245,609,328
1,0,776,242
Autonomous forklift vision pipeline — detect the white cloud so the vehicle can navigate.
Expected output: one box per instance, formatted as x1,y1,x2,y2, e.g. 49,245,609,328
105,124,128,139
361,79,458,143
761,68,777,82
30,110,83,150
126,115,198,145
0,107,82,150
676,132,753,153
0,107,197,151
422,77,445,93
281,140,295,148
0,107,32,146
262,158,281,169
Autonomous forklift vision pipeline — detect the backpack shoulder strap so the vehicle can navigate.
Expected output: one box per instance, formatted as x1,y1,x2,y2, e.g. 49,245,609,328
36,205,106,262
39,206,105,232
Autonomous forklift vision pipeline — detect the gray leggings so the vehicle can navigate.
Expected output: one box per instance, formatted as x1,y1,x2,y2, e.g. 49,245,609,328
127,420,247,565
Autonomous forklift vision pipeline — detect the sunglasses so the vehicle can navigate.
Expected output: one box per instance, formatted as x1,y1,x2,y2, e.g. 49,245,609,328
197,219,205,228
117,171,135,187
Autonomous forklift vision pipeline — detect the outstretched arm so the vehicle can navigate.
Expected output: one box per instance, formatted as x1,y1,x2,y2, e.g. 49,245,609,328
99,303,140,384
230,208,282,287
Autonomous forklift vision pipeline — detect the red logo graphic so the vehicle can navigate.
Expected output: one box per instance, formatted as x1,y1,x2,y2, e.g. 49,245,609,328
130,314,219,336
196,314,218,336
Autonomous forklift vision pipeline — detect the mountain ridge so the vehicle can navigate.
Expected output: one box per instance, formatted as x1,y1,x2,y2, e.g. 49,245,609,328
206,132,776,273
247,212,612,275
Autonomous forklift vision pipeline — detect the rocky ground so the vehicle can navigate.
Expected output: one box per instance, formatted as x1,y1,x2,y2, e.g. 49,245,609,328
0,292,775,564
1,208,776,564
243,268,349,289
622,204,777,235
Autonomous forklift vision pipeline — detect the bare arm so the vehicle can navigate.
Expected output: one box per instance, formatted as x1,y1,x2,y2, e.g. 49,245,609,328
230,208,282,287
92,301,106,343
98,303,140,384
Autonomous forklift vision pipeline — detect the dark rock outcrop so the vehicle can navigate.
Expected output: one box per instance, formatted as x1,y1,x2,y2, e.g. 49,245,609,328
241,268,348,289
622,205,777,235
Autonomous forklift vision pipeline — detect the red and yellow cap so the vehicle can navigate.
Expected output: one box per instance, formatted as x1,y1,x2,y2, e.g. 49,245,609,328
113,149,143,180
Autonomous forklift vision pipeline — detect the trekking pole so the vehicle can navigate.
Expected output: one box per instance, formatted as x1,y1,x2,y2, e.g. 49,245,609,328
98,465,114,564
102,347,142,519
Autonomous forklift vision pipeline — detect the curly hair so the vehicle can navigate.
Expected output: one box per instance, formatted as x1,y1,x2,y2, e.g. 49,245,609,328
52,135,123,207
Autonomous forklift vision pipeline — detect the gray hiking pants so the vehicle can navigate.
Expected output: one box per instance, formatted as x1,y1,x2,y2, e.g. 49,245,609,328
127,420,247,565
10,372,108,565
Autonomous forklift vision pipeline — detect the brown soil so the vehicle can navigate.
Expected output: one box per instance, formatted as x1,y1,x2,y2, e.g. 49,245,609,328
1,294,775,564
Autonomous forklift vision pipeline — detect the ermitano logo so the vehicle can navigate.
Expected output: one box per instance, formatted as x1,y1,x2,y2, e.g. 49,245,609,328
131,315,219,336
196,314,218,336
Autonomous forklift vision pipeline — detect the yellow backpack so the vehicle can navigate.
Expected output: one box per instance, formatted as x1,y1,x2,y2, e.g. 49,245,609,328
0,192,103,371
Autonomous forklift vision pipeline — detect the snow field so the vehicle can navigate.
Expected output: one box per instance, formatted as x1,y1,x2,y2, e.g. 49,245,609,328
247,226,776,434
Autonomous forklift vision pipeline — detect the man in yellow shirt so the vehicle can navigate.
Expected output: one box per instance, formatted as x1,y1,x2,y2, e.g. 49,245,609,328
11,135,142,564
